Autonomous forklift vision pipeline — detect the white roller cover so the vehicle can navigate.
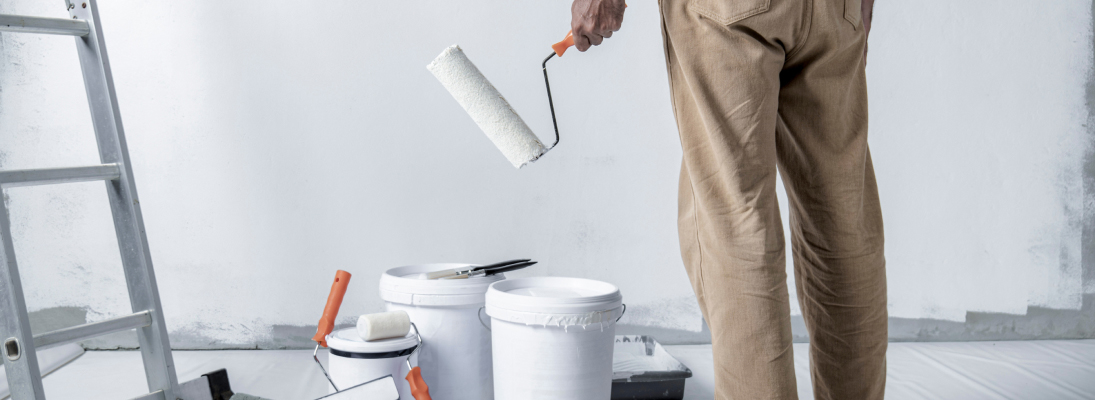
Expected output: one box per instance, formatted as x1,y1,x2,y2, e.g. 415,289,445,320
357,310,412,341
428,45,546,168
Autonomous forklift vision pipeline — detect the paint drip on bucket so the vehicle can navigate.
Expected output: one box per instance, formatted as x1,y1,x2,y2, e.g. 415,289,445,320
486,277,624,400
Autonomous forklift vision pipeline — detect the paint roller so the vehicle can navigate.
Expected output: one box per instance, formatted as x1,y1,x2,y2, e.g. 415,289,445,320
355,310,431,400
428,7,624,169
428,45,547,168
308,271,400,399
427,44,571,169
357,310,411,341
310,271,431,400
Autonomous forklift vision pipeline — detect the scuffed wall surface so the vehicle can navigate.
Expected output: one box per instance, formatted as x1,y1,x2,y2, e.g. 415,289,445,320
0,0,1091,349
863,1,1093,321
1084,0,1095,315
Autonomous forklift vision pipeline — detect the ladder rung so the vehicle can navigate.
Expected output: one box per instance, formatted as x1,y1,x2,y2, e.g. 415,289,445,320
0,163,121,188
0,14,90,36
33,310,152,350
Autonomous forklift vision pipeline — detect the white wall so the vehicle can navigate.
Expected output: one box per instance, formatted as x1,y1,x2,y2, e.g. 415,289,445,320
0,0,1091,348
868,1,1092,322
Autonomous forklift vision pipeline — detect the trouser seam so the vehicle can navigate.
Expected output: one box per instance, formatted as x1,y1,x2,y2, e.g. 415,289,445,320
785,0,815,61
688,173,705,298
661,0,707,300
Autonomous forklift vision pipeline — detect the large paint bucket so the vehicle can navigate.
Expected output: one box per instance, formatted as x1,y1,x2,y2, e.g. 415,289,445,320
485,277,624,400
325,328,418,399
380,264,504,399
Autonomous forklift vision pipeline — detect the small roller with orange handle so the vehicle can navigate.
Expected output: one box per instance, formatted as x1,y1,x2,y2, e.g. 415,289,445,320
355,311,431,399
309,270,431,399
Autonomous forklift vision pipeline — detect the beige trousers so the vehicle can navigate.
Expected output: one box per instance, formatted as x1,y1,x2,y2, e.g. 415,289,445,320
660,0,887,398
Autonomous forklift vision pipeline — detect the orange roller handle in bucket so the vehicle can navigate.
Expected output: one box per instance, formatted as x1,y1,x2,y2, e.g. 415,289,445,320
406,366,432,400
551,3,626,57
312,270,351,347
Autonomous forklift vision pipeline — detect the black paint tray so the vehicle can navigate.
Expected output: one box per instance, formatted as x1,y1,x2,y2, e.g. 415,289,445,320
612,335,693,400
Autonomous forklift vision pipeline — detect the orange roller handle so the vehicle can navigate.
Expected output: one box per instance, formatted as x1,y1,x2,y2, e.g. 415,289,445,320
312,270,351,347
552,31,575,57
406,366,432,400
551,3,626,57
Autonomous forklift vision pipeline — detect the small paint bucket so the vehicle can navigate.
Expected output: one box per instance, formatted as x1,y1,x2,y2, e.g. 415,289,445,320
325,328,418,399
379,264,504,399
485,277,624,400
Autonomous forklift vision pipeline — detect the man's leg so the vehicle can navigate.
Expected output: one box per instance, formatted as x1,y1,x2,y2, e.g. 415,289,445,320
661,0,809,398
775,0,888,399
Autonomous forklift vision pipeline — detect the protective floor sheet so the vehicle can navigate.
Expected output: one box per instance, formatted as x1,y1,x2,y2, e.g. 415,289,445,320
673,340,1095,400
24,340,1095,399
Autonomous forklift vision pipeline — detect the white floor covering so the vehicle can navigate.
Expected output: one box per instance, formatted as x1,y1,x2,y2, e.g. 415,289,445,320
27,340,1095,399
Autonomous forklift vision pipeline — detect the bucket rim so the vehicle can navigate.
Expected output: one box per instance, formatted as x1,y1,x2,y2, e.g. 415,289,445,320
326,327,418,354
485,277,622,317
380,263,505,306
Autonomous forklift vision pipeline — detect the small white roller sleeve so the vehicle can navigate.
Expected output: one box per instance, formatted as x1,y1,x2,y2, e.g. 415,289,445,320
357,310,411,341
428,44,546,168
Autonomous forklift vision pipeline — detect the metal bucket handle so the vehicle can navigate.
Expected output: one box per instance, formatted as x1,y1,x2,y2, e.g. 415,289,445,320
405,322,422,370
478,307,491,332
313,344,339,392
314,322,425,394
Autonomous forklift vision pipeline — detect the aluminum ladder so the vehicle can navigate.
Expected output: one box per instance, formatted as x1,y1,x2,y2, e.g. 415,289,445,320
0,1,207,399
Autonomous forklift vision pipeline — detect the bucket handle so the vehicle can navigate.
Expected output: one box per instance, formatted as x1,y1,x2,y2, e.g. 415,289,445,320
616,304,627,323
313,344,339,392
478,307,491,332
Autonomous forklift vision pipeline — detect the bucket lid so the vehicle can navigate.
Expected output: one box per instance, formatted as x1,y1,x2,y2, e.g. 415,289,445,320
485,277,623,326
380,264,505,306
326,327,418,356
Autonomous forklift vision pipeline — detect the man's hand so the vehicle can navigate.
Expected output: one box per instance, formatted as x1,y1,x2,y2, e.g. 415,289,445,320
862,0,874,58
571,0,626,52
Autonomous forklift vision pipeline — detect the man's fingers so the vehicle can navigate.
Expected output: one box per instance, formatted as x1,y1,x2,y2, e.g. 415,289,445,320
588,33,604,47
574,33,591,52
576,32,603,51
570,0,625,52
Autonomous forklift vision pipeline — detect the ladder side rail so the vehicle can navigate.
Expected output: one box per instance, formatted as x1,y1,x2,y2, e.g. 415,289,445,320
67,1,179,398
0,200,46,399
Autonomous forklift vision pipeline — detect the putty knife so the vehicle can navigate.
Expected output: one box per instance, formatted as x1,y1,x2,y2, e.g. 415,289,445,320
425,259,532,280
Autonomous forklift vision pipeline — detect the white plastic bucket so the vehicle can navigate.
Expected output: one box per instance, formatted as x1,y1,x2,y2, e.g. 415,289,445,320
485,277,624,400
325,328,418,399
380,264,504,400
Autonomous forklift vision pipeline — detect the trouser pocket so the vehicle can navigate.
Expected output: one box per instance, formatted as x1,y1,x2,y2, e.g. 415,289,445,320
689,0,770,25
845,0,862,29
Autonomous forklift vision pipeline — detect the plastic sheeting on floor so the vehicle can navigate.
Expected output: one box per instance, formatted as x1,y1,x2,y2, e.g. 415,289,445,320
21,340,1095,399
672,340,1095,400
